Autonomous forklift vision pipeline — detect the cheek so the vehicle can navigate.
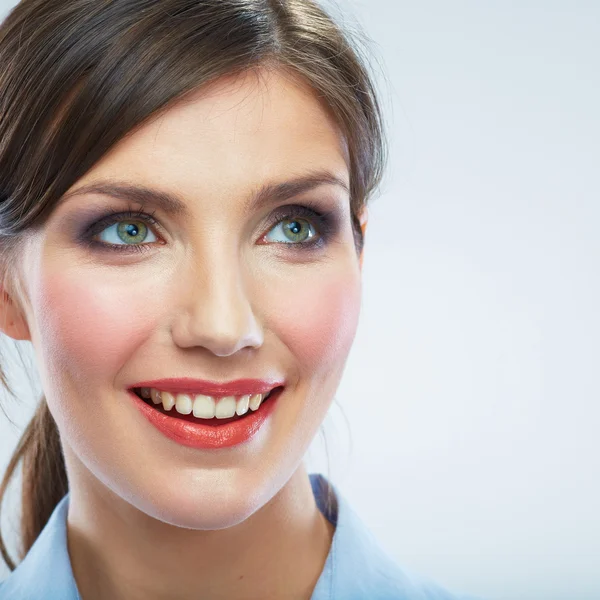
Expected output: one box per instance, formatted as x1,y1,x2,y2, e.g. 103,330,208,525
265,267,362,374
34,267,155,392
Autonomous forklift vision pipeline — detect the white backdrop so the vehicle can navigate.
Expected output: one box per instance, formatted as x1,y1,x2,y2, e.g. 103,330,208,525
0,2,599,599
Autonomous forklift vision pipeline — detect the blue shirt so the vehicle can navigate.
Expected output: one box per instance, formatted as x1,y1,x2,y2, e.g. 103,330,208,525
0,473,482,599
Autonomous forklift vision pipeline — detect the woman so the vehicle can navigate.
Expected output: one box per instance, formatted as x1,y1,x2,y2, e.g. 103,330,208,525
0,1,478,598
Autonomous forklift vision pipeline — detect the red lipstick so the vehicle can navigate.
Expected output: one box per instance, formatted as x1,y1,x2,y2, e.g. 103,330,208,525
127,384,284,450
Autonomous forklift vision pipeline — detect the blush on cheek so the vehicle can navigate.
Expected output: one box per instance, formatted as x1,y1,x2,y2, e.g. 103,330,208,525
270,272,361,371
35,267,156,388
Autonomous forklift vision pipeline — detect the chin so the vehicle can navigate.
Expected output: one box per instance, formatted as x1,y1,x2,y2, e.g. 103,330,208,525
163,504,258,530
119,472,268,531
149,495,263,531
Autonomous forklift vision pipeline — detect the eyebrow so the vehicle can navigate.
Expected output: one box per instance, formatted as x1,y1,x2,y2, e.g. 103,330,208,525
59,170,350,216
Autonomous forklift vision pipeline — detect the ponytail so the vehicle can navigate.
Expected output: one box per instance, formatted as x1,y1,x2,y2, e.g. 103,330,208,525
0,395,68,571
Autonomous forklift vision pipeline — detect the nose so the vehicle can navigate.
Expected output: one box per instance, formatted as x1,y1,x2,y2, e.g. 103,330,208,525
170,250,264,357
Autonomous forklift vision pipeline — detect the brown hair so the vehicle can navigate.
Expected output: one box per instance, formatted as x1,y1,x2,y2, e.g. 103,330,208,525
0,0,387,571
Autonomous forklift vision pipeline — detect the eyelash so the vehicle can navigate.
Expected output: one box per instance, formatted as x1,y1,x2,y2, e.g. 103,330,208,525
80,202,337,255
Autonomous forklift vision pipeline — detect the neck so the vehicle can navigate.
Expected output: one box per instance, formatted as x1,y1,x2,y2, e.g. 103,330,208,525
65,461,335,600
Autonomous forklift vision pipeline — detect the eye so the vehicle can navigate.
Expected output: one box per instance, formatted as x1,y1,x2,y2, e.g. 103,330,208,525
97,219,158,246
264,216,317,245
260,204,335,250
81,208,162,254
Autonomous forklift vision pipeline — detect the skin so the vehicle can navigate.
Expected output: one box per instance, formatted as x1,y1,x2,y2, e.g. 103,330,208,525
0,66,368,600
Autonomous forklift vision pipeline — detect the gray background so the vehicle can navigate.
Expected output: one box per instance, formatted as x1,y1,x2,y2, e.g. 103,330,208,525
0,1,599,599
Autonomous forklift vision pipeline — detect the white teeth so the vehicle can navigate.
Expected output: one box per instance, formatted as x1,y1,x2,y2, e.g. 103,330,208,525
249,393,263,411
161,391,175,411
175,394,193,415
215,396,237,419
150,388,162,405
193,394,215,418
141,388,272,419
236,394,251,416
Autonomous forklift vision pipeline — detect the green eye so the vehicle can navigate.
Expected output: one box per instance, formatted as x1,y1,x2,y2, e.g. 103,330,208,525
98,220,158,246
265,218,316,244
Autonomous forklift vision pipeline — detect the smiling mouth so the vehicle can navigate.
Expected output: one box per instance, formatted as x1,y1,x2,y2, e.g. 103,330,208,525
132,387,281,426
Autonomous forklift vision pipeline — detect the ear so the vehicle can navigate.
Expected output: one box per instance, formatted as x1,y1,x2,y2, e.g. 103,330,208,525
358,206,368,271
0,284,31,342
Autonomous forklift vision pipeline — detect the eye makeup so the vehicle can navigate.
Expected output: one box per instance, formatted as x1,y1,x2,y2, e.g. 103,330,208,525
72,198,342,256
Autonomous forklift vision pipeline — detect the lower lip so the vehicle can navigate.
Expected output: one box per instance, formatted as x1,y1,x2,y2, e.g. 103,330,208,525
128,388,282,449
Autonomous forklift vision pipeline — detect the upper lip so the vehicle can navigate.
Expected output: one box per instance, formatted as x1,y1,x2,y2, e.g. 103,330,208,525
128,378,284,397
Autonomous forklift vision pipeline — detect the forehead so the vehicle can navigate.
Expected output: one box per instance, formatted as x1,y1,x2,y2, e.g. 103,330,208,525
65,67,350,204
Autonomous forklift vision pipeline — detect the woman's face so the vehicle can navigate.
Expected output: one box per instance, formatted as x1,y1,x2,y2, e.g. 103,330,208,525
14,67,363,528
